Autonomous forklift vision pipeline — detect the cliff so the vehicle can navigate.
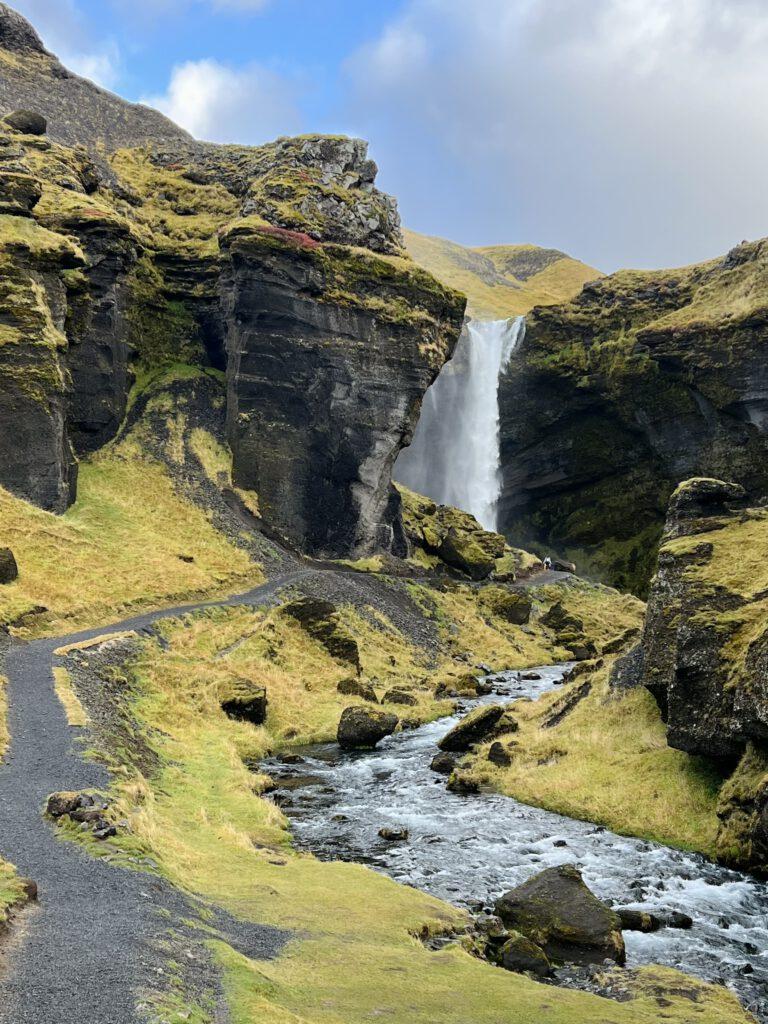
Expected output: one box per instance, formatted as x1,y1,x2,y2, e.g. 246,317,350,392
498,241,768,594
404,229,602,319
624,478,768,872
0,11,465,557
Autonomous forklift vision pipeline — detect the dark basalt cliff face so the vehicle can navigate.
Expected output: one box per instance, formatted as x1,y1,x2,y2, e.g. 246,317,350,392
0,10,464,556
623,478,768,872
498,242,768,594
221,232,460,555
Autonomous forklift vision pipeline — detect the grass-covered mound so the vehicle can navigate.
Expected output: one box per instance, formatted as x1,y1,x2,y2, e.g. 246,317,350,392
462,665,723,856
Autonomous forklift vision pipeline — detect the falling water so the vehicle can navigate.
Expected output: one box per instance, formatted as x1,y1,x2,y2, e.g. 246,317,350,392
395,317,524,531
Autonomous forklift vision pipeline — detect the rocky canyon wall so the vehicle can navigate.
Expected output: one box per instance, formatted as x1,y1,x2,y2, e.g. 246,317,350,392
498,243,768,594
0,7,464,557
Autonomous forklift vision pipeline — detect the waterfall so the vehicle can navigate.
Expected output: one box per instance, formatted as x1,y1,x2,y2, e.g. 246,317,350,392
395,317,525,531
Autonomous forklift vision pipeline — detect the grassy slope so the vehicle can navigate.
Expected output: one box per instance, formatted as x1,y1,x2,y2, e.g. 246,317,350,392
0,429,261,637
59,578,751,1024
404,229,602,318
466,667,723,855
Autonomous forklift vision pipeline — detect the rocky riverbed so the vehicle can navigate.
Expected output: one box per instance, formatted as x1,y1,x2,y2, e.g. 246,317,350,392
265,665,768,1022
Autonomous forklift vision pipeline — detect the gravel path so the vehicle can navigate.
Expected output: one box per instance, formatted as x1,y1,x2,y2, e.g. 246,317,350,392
0,571,315,1024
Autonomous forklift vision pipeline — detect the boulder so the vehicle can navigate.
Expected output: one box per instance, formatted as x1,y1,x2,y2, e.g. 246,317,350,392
499,931,551,977
495,864,625,966
446,770,479,795
383,688,417,706
45,791,82,818
552,559,576,574
3,109,47,135
487,741,512,767
337,678,378,703
438,704,506,752
541,602,583,634
435,672,482,698
437,527,496,580
479,587,532,625
616,908,660,932
378,827,408,842
221,687,268,725
337,705,398,750
429,750,457,775
281,598,361,673
0,547,18,584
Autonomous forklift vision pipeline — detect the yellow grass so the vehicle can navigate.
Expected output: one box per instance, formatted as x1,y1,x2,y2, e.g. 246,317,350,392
404,229,602,319
0,444,262,637
96,608,751,1024
52,667,89,727
467,669,723,855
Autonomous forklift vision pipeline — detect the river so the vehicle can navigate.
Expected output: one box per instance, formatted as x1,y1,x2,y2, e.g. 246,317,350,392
265,664,768,1021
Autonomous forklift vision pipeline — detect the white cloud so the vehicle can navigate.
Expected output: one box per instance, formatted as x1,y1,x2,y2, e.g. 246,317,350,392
345,0,768,269
143,58,301,143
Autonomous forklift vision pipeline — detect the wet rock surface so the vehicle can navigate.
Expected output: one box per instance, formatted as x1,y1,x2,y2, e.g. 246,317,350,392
337,705,399,750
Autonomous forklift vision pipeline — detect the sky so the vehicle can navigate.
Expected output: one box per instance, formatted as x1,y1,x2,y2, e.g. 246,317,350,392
12,0,768,271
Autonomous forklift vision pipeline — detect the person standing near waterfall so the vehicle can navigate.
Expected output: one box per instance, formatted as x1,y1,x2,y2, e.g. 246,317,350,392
544,556,552,571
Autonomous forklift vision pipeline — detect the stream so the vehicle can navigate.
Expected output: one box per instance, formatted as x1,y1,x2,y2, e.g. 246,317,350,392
265,665,768,1020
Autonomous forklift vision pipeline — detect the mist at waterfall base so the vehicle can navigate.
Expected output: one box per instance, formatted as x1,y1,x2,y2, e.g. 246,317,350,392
395,318,524,531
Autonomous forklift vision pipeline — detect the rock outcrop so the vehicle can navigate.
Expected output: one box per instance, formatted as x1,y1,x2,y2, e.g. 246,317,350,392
498,242,768,594
0,4,189,151
634,478,768,871
0,10,465,556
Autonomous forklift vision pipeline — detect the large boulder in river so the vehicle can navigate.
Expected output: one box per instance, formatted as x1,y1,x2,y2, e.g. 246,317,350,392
337,705,398,750
438,704,506,752
495,864,625,966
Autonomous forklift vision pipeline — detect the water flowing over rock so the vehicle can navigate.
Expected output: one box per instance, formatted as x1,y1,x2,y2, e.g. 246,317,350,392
395,318,524,531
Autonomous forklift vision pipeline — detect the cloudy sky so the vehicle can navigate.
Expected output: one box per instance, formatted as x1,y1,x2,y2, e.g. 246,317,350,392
13,0,768,271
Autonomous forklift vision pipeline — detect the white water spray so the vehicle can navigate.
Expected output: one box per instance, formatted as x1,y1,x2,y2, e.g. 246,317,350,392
395,317,524,531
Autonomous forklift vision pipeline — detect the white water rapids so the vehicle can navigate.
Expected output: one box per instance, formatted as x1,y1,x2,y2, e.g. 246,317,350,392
395,317,524,531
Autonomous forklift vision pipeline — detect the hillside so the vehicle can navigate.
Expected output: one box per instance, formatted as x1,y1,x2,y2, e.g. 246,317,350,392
404,228,603,318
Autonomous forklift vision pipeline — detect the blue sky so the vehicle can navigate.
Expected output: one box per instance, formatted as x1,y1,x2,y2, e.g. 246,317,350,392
13,0,768,271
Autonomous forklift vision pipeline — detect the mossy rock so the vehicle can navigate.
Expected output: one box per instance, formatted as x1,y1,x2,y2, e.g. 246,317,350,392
495,864,625,966
479,586,532,625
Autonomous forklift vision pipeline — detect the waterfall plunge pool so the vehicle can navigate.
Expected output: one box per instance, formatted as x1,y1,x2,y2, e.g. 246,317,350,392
264,665,768,1021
